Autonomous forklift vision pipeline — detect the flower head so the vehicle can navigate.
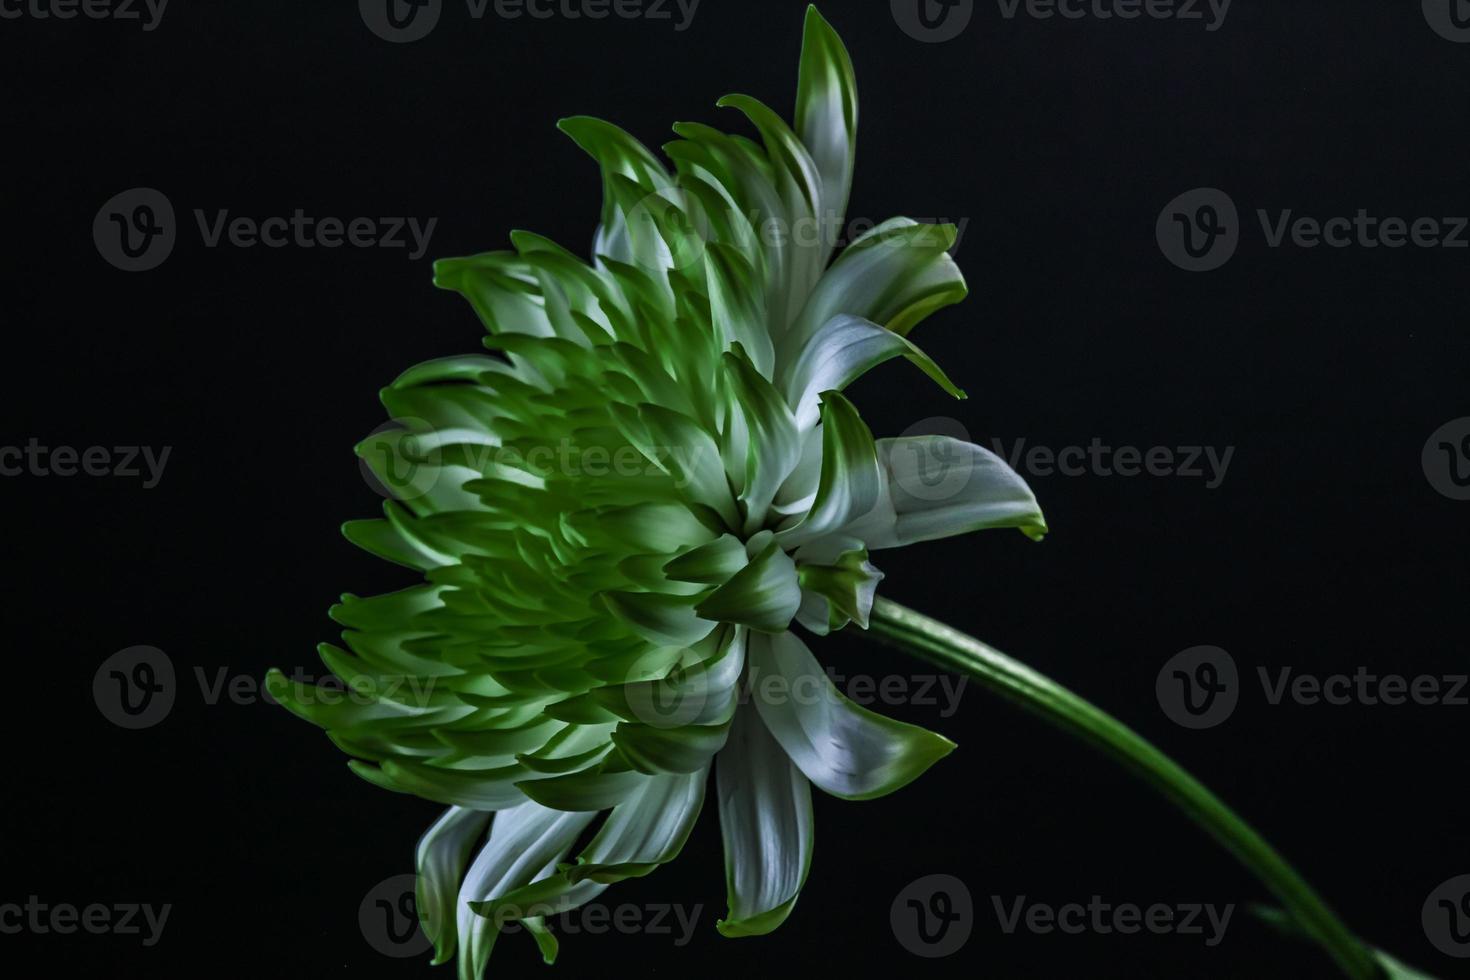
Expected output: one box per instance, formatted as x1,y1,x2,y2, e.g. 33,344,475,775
269,7,1044,974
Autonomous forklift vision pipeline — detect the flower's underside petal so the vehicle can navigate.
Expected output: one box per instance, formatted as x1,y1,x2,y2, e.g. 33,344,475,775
416,807,493,965
795,6,857,268
715,93,825,327
716,702,814,938
368,759,539,810
792,536,884,635
663,533,748,585
705,243,775,378
780,313,964,431
776,391,880,548
612,720,731,774
468,770,706,969
602,590,719,648
626,403,740,530
568,768,709,884
694,539,801,633
593,627,746,729
720,345,803,533
843,436,1047,549
514,764,649,813
779,220,968,369
748,631,955,801
557,116,673,269
456,801,599,980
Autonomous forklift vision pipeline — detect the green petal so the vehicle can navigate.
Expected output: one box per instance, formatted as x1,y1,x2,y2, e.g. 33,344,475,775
378,759,535,810
694,538,801,632
663,533,749,585
514,765,648,812
601,590,719,648
557,116,673,268
630,403,739,530
612,721,730,774
593,628,745,729
795,5,857,261
568,768,709,883
776,390,880,547
793,536,884,635
721,345,803,533
705,243,775,377
748,631,954,800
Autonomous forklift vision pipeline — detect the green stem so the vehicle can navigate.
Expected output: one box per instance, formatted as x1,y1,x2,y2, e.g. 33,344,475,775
864,597,1380,980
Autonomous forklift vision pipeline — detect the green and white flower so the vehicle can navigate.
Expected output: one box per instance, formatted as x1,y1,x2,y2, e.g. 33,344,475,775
268,7,1044,976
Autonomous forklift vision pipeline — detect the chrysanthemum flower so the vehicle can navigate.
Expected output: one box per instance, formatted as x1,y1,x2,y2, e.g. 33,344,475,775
270,7,1048,975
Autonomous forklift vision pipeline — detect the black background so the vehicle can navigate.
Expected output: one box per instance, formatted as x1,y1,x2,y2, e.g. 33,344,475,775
2,1,1467,977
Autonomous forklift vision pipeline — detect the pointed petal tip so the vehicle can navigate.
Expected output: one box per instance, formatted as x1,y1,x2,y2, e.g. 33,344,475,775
263,667,288,701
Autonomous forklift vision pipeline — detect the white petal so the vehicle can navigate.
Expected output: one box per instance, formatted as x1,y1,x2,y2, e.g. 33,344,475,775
747,632,954,801
715,702,814,937
842,436,1046,549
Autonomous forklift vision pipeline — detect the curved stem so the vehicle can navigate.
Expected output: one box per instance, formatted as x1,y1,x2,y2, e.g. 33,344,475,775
864,597,1380,980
